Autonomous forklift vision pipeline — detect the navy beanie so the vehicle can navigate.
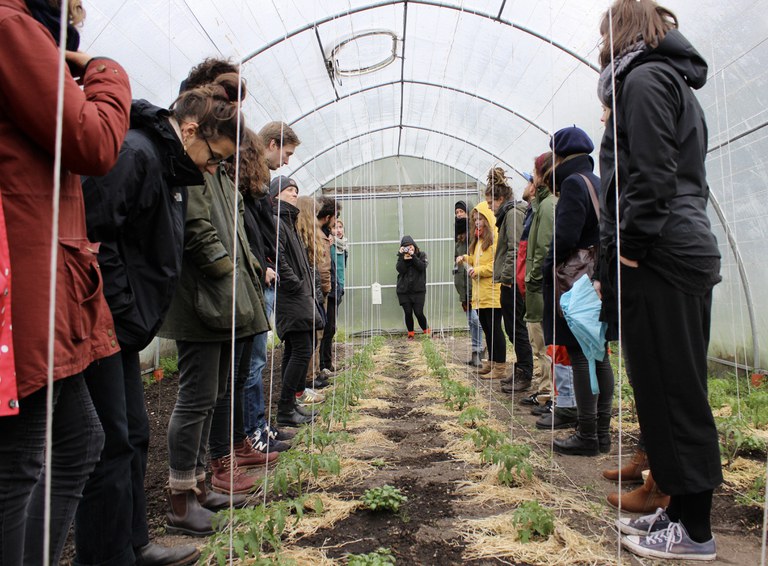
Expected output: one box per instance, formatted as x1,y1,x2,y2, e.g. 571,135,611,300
550,126,594,157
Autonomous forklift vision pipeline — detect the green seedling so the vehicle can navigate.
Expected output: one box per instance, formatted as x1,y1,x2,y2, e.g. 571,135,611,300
511,501,554,543
268,450,340,497
466,425,507,451
458,406,488,428
347,547,396,565
481,442,533,486
361,485,407,512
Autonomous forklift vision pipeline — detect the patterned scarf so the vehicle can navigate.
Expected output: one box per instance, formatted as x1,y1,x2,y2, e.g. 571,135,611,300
597,40,647,107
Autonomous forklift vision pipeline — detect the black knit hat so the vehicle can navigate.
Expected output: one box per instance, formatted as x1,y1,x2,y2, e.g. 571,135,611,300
454,201,467,213
269,175,298,197
550,126,594,157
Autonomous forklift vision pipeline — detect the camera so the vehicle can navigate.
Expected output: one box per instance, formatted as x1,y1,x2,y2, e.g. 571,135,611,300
452,265,459,275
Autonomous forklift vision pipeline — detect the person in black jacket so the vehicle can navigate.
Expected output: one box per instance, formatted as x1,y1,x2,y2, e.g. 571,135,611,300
76,74,244,566
597,0,721,560
396,235,430,339
272,176,323,426
541,126,615,457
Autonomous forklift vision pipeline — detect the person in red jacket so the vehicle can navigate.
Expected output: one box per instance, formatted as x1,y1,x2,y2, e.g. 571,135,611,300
0,0,131,564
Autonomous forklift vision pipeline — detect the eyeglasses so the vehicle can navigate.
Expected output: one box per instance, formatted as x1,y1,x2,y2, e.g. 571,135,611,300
202,136,228,166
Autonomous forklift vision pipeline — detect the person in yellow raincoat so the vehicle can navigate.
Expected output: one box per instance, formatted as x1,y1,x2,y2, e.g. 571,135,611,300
457,202,505,379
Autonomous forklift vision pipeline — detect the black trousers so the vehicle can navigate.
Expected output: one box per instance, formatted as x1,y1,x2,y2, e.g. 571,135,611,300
319,297,338,369
399,294,428,332
76,352,142,565
567,345,614,436
500,284,533,377
477,308,505,363
279,331,313,407
621,264,722,496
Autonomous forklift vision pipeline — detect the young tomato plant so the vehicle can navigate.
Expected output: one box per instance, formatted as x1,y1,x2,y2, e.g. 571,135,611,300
512,501,555,543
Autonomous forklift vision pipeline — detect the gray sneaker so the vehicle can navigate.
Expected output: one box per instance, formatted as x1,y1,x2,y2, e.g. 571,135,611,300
622,522,716,561
616,507,670,535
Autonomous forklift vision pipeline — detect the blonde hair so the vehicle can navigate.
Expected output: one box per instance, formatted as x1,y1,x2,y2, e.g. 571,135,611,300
295,196,329,268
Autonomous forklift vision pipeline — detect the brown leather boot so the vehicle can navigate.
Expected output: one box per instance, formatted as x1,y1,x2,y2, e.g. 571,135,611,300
476,361,492,375
602,448,648,483
166,489,215,537
606,471,670,513
485,362,507,380
210,454,258,495
234,438,278,468
196,479,248,512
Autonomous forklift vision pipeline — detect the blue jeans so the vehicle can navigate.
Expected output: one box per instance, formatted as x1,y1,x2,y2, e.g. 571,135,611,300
0,375,105,566
243,286,273,436
468,308,483,353
554,362,576,408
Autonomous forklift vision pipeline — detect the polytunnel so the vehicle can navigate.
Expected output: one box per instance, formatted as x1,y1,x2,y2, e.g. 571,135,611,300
6,0,768,564
82,0,767,374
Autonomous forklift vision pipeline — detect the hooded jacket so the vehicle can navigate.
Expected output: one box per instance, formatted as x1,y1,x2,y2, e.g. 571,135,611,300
83,100,204,351
599,29,720,321
273,200,325,338
524,185,557,322
493,198,527,285
0,0,131,400
243,190,277,285
462,204,501,309
159,169,268,342
396,235,428,299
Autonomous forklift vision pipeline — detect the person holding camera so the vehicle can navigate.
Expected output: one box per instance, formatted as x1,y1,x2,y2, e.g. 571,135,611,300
396,236,430,339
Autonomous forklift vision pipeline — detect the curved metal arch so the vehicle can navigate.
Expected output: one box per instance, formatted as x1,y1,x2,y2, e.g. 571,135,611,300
287,79,550,135
289,123,526,181
240,0,600,72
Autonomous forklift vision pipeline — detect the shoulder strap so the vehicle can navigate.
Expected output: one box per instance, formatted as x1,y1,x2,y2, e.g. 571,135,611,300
578,174,600,220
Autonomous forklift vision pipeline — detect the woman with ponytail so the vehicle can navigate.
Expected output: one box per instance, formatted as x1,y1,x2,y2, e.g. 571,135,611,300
75,73,247,566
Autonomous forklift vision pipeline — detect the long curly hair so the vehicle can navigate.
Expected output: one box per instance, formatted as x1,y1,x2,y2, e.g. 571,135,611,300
295,196,329,268
226,128,270,196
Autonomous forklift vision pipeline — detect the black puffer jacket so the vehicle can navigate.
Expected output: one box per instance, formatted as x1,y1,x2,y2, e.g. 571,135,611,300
82,100,203,350
273,200,324,338
395,235,428,301
599,29,720,322
243,190,277,284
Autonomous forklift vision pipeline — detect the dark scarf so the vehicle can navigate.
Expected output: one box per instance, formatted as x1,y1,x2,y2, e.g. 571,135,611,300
597,40,646,107
26,0,80,51
454,217,469,240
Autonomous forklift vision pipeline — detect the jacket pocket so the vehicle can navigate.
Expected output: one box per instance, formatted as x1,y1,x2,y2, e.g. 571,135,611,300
60,239,104,342
194,272,254,331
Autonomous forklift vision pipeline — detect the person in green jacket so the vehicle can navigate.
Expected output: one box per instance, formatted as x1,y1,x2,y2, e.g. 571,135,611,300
521,153,556,405
159,163,271,534
486,167,534,391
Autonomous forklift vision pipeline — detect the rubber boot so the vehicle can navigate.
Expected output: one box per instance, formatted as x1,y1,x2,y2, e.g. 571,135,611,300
467,351,483,367
553,418,598,456
602,448,648,483
210,454,257,494
134,542,200,566
166,489,215,537
196,479,247,511
606,471,670,512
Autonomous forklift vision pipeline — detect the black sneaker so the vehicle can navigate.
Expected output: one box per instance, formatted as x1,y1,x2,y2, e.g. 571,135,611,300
519,393,540,406
531,400,552,415
249,429,290,453
266,424,296,441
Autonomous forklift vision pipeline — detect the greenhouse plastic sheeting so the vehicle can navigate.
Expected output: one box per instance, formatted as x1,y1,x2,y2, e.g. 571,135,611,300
80,0,768,368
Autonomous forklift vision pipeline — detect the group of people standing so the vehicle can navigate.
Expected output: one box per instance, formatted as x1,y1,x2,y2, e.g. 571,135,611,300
0,0,724,563
0,1,347,565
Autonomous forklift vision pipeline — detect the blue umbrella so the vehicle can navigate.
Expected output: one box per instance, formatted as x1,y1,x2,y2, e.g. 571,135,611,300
560,274,607,395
